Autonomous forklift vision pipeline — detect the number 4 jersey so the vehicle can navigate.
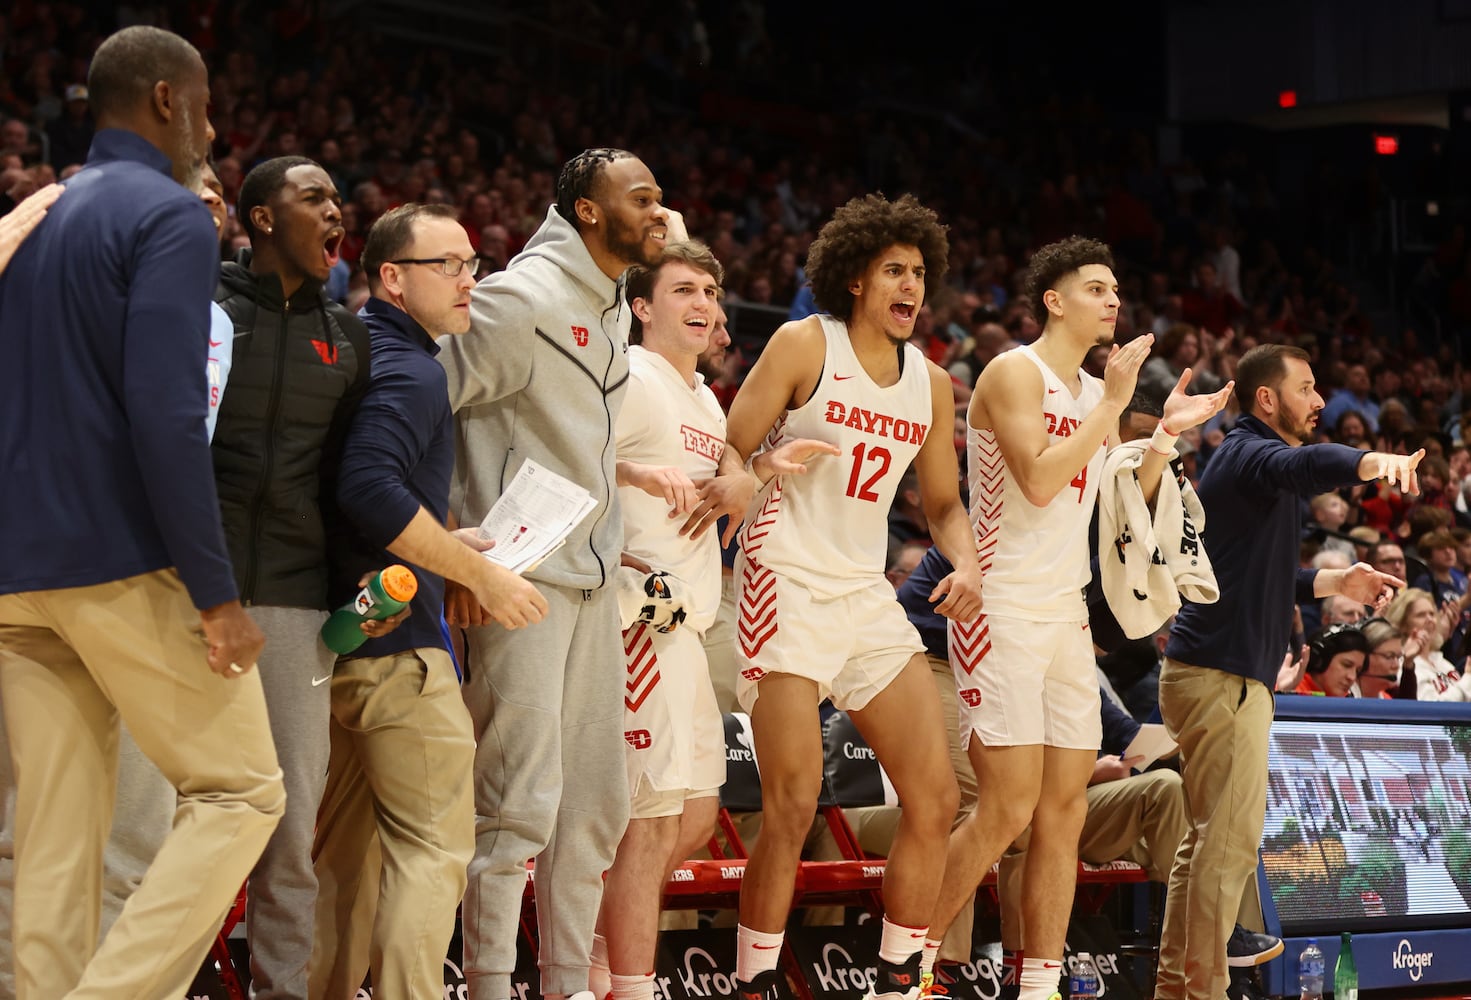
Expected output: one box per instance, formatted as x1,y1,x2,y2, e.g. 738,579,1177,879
967,344,1105,622
738,314,933,599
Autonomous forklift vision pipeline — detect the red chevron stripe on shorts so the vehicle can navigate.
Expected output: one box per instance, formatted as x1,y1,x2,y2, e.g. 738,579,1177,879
738,558,779,659
739,478,783,557
623,623,661,712
949,614,992,677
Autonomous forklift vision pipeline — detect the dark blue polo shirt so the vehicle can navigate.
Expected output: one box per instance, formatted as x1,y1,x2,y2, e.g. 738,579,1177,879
331,297,455,657
1165,414,1367,687
0,129,234,608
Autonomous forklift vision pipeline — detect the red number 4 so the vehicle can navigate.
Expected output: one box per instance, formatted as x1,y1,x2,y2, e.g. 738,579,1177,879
846,444,892,502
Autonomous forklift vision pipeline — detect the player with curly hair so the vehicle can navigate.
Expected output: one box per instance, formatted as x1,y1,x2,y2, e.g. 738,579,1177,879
719,193,981,1000
924,236,1229,1000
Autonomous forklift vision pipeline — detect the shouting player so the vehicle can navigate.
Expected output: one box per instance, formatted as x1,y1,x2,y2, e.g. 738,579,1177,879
724,194,981,1000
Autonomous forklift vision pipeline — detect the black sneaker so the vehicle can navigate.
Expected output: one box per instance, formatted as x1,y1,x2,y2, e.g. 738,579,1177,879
736,969,781,1000
1228,967,1270,999
1226,925,1284,967
866,953,924,1000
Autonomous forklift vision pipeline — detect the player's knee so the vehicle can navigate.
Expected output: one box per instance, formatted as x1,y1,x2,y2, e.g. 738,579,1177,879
901,772,959,836
1033,786,1089,835
976,784,1040,843
757,774,823,839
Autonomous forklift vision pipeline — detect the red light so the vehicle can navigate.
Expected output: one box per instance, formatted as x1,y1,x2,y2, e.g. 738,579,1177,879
1278,90,1298,108
1374,134,1399,155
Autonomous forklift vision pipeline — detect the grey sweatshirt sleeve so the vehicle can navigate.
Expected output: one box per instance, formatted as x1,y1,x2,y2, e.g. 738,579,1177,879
438,271,537,412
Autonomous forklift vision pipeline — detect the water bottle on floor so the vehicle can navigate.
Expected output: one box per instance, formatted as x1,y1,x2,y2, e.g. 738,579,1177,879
1069,951,1099,1000
1298,938,1324,1000
1334,931,1358,1000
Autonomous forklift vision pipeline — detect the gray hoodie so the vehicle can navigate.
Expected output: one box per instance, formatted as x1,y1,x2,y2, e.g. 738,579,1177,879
439,205,629,590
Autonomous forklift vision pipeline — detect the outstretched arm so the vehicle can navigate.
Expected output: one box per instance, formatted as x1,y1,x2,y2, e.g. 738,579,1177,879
1133,367,1234,503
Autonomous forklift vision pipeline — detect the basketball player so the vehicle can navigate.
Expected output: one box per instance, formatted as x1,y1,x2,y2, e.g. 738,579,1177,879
927,236,1231,1000
723,193,981,1000
589,241,728,1000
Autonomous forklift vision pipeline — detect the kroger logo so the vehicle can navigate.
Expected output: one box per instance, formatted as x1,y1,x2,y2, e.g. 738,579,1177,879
1394,939,1433,982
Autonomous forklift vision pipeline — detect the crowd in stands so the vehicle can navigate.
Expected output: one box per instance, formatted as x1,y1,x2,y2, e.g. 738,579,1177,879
5,0,1471,713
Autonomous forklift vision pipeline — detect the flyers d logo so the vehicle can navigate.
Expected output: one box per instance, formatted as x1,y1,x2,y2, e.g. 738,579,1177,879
624,729,651,750
959,688,983,707
571,325,590,347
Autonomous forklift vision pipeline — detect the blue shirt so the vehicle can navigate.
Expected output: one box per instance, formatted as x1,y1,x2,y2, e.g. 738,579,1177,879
0,129,234,609
1165,414,1367,686
330,297,455,658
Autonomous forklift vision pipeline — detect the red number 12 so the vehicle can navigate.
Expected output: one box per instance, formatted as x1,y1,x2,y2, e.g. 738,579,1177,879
846,444,892,502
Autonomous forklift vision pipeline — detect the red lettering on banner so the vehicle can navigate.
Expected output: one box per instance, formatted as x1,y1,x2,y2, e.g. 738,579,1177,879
679,424,725,462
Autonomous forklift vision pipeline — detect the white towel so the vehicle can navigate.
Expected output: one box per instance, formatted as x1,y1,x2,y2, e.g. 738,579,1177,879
1097,440,1218,638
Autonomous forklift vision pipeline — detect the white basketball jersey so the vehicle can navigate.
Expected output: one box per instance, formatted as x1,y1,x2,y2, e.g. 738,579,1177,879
616,345,727,632
968,345,1105,621
739,314,934,599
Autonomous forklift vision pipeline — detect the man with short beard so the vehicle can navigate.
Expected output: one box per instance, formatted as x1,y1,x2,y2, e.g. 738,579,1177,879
1156,343,1421,1000
439,147,684,1000
0,26,284,1000
211,154,374,1000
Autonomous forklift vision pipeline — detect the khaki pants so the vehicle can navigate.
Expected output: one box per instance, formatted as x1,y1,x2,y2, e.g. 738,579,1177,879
310,647,476,1000
0,569,284,999
701,570,739,714
1155,659,1273,1000
998,769,1262,946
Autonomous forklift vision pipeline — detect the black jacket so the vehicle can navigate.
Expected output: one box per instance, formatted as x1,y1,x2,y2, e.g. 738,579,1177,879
212,250,370,609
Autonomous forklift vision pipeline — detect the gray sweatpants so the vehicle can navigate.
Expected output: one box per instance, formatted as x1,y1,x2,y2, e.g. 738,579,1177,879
461,583,629,1000
245,605,334,1000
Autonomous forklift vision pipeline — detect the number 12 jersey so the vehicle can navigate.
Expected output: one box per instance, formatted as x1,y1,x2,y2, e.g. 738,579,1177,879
738,314,933,600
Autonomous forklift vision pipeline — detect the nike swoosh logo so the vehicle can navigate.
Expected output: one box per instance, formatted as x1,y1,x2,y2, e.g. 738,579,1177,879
311,675,332,687
834,373,856,381
1046,387,1059,394
209,339,223,347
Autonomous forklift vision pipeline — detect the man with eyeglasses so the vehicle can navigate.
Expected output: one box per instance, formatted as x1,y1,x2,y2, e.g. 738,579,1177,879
310,203,548,998
438,148,685,1000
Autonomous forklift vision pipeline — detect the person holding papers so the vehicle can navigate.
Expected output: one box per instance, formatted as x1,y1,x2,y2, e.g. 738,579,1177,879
315,203,547,999
437,148,684,1000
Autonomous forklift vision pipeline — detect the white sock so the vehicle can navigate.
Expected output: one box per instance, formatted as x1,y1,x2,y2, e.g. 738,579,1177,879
919,938,943,976
878,916,928,964
735,924,784,983
610,972,656,1000
590,934,611,1000
1017,957,1063,1000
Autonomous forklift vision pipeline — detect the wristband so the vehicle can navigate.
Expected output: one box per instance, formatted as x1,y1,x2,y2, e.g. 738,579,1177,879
1149,421,1180,456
